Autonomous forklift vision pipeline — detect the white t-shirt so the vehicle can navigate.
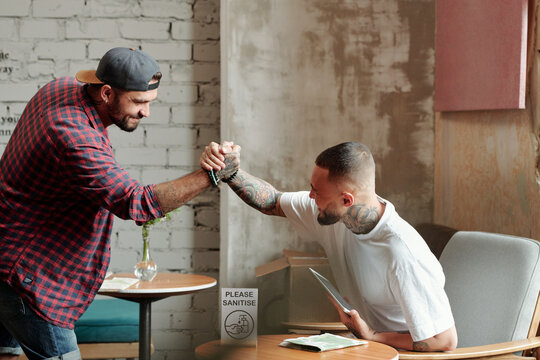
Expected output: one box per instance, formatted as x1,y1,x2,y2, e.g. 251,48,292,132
280,191,455,341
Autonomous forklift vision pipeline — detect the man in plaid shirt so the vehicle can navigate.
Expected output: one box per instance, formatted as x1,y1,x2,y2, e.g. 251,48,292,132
0,48,239,360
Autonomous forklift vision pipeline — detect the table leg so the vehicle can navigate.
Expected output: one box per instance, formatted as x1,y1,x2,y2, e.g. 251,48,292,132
139,299,152,360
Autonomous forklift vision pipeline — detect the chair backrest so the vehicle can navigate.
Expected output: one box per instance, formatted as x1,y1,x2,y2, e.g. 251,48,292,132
440,231,540,347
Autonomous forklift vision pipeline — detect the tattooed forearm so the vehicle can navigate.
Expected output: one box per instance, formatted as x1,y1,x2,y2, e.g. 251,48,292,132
342,204,380,234
228,170,283,216
413,341,431,351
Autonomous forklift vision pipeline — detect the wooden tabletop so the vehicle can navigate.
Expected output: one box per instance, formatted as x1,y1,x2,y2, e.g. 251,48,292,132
195,334,399,360
282,322,348,332
99,272,216,299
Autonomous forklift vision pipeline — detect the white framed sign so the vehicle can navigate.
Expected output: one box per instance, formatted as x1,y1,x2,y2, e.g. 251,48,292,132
221,288,257,345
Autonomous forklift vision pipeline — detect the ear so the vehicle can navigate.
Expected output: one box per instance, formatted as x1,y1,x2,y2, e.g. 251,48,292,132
342,192,354,207
100,85,113,104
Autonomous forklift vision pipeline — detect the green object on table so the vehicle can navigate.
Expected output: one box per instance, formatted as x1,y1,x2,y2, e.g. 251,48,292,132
280,333,367,352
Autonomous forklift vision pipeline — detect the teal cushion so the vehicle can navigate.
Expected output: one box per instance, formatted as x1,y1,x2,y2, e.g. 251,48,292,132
75,299,139,343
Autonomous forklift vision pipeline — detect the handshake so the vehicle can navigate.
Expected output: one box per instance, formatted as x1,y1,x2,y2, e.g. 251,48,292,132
200,141,241,186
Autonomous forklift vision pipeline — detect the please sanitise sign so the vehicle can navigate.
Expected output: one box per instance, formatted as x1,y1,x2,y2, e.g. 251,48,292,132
221,288,258,345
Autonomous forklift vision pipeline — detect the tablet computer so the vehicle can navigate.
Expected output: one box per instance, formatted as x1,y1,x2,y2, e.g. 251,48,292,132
309,268,352,315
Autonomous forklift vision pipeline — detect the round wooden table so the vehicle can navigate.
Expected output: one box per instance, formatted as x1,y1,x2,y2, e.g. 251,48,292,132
281,322,348,333
99,272,216,360
195,334,399,360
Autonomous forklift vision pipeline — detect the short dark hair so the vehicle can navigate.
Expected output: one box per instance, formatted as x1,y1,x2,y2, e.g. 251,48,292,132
151,72,163,82
315,142,375,188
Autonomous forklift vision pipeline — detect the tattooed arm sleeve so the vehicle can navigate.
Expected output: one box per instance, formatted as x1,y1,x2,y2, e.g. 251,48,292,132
226,169,285,217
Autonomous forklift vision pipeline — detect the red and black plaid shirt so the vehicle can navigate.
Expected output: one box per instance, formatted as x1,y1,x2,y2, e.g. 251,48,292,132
0,77,164,328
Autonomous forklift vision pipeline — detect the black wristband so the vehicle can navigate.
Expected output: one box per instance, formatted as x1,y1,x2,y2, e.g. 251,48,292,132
206,169,220,187
222,169,238,183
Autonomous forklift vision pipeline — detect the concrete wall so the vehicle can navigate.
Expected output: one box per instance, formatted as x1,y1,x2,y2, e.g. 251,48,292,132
0,1,220,359
221,0,436,288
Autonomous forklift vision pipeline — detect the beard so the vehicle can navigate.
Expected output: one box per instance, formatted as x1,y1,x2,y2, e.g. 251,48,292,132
317,208,341,226
107,102,141,132
111,114,140,132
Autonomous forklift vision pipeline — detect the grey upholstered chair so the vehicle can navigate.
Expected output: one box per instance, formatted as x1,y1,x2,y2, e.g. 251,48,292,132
400,231,540,360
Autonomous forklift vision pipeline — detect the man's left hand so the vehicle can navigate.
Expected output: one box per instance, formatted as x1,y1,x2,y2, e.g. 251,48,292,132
328,294,373,340
339,309,373,340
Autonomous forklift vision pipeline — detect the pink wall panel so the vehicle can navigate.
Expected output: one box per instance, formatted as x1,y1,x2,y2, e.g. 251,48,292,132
435,0,528,111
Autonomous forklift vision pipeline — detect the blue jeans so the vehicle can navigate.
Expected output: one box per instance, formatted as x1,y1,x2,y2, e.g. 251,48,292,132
0,282,81,360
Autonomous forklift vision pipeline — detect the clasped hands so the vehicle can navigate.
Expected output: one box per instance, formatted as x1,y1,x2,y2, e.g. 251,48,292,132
200,141,241,182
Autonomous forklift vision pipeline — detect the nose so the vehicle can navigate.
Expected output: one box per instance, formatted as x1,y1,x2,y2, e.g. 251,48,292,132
309,189,315,199
139,103,150,118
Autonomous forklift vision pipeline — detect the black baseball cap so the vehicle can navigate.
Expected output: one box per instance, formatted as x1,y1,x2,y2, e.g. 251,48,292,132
76,47,160,91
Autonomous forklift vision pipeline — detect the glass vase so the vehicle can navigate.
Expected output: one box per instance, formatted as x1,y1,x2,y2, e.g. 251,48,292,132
134,235,157,281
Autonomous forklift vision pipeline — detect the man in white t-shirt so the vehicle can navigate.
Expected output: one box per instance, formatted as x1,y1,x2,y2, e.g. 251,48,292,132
201,141,457,351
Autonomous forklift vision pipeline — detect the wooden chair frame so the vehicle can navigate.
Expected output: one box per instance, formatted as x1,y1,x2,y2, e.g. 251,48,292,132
399,292,540,360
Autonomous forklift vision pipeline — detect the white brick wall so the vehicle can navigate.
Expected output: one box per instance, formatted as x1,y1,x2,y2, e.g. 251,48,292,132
0,0,31,16
194,43,219,62
158,84,199,103
142,168,192,184
146,127,196,147
35,41,87,59
140,1,193,19
0,20,16,39
172,105,219,125
171,21,219,40
27,61,55,78
0,1,221,358
0,84,39,102
120,20,170,40
171,62,219,82
115,147,168,166
169,148,200,167
86,0,141,18
20,20,59,39
142,42,192,61
66,19,119,39
33,0,85,18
